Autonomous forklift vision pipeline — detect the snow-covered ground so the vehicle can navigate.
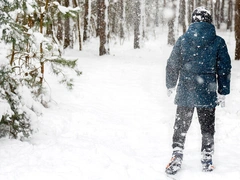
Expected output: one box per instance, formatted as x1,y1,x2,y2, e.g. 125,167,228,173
0,28,240,180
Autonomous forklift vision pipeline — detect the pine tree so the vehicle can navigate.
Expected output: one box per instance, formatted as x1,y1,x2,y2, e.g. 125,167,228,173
0,0,82,139
0,66,33,139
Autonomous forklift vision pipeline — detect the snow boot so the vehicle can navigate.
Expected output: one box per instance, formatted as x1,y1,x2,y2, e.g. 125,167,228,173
165,150,183,175
201,153,214,172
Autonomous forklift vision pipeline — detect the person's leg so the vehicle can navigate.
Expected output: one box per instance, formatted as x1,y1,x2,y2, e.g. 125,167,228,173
172,106,194,151
166,106,194,175
197,107,215,171
196,108,215,154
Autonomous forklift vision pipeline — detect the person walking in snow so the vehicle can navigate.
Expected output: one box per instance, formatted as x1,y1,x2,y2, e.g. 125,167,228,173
165,7,231,175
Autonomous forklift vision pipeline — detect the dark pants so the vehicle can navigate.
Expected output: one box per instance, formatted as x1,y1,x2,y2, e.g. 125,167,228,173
172,106,215,153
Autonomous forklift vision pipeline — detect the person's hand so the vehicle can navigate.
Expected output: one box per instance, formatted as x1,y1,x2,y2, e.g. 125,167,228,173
167,88,174,97
217,94,225,107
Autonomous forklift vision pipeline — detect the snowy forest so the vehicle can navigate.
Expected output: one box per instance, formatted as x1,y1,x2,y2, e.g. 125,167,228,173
0,0,240,179
0,0,239,139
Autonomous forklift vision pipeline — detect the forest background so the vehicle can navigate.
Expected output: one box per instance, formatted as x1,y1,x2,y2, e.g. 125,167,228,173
0,1,240,179
0,0,239,138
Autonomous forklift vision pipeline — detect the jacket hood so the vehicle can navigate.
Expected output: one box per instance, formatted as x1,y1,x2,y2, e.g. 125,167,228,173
184,22,216,48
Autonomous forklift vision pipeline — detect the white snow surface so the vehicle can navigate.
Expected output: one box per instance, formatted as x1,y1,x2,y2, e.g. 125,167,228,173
0,29,240,180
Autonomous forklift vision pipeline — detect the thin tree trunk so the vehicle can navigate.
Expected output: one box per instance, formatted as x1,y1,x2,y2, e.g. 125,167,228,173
57,0,63,43
99,0,109,55
220,0,225,23
119,0,125,43
235,0,240,60
10,43,15,66
96,0,101,37
196,0,201,7
39,0,49,84
203,0,208,7
73,0,82,51
168,0,176,45
227,0,233,31
215,0,221,29
64,0,70,49
188,0,194,24
155,0,159,27
111,2,116,34
180,0,186,33
134,0,141,49
83,0,90,42
210,0,214,22
141,0,145,40
46,10,53,36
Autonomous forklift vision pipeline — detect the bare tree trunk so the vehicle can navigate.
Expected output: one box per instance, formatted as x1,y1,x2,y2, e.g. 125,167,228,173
10,43,15,66
203,0,208,7
196,0,201,7
134,0,141,49
83,0,90,42
119,0,125,43
179,0,186,33
188,0,194,24
155,0,159,27
73,0,82,51
46,16,53,36
96,0,101,37
39,0,49,84
57,0,63,43
110,2,117,34
99,0,109,56
214,0,221,29
220,0,225,23
64,0,70,49
141,0,146,40
40,9,44,84
168,0,176,45
235,0,240,60
227,0,233,31
210,0,214,22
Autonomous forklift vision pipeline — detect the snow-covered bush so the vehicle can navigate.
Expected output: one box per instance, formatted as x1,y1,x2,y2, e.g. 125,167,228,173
0,66,32,139
0,0,81,139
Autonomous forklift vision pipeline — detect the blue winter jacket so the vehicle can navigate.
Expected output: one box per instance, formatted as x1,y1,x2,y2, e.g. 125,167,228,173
166,22,231,107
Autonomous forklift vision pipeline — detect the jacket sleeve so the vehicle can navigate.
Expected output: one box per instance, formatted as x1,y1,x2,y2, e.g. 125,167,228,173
166,37,182,89
216,38,232,95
